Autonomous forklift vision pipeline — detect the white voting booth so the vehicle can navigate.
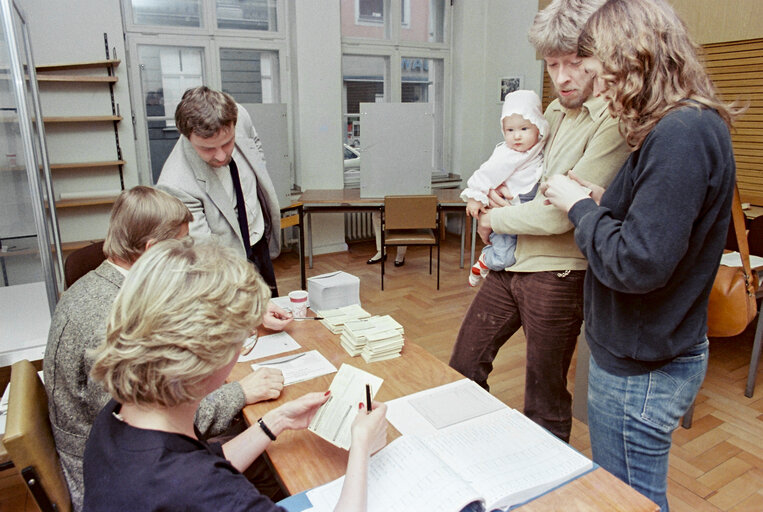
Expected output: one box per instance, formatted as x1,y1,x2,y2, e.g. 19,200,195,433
359,102,434,198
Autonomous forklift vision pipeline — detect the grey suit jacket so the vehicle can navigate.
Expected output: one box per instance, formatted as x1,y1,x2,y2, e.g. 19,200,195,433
157,106,281,260
43,261,246,511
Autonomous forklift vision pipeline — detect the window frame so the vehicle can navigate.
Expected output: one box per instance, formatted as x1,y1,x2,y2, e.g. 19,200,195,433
341,0,451,171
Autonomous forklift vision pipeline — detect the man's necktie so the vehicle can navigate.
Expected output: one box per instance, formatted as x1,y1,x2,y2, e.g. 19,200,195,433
228,158,252,257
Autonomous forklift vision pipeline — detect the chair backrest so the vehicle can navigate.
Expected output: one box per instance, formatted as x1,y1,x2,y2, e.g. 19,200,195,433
747,216,763,257
384,195,438,230
3,360,71,512
64,241,105,288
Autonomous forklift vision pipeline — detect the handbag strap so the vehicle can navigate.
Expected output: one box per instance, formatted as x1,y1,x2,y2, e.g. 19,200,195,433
729,184,755,296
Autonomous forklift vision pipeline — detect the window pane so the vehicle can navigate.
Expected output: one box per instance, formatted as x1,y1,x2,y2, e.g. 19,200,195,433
217,0,277,31
220,48,279,103
137,45,205,182
340,0,386,39
342,55,387,147
401,57,432,103
401,57,443,170
130,0,201,28
401,0,444,43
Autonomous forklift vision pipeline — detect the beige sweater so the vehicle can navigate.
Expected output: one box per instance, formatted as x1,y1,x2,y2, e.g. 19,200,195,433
488,95,630,272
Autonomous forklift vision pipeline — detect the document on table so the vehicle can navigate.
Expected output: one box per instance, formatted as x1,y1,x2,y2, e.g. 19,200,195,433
305,407,593,512
251,350,336,385
386,379,506,436
308,364,383,449
238,331,301,362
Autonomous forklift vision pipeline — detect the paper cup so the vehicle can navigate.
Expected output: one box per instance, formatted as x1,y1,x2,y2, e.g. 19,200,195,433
288,290,308,318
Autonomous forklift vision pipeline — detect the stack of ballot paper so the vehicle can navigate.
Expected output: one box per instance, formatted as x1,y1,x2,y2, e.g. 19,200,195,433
316,304,372,334
340,315,405,362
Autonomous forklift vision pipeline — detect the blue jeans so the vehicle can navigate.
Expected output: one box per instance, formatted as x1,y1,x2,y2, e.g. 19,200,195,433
587,340,708,511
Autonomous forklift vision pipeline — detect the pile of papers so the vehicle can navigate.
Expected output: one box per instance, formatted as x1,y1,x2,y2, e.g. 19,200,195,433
340,315,405,362
317,304,372,334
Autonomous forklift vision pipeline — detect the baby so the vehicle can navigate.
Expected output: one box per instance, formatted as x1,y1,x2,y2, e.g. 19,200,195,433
461,90,548,286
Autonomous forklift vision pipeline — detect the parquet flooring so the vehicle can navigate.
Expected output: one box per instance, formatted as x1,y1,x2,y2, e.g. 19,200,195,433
2,233,761,511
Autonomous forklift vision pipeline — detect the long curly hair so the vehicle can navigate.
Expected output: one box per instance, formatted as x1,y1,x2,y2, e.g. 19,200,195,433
578,0,743,149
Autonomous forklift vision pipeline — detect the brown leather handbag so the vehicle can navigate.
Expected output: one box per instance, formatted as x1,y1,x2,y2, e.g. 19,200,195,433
706,185,758,337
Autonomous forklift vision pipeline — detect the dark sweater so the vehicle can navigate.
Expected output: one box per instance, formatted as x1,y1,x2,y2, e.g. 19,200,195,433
83,400,285,512
568,105,735,375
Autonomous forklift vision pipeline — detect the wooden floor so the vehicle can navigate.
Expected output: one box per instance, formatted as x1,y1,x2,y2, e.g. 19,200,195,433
2,234,761,511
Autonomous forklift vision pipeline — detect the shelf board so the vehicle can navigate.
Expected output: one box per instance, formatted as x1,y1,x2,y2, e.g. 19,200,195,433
43,115,122,123
36,59,120,72
55,196,117,208
50,160,125,170
38,75,118,83
0,160,125,172
0,240,104,257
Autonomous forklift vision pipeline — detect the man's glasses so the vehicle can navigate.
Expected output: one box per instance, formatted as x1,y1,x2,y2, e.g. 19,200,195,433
240,331,259,356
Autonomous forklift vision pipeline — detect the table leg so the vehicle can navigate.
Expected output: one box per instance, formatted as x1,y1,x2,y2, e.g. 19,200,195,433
307,211,313,269
470,217,477,268
459,212,465,268
298,208,306,290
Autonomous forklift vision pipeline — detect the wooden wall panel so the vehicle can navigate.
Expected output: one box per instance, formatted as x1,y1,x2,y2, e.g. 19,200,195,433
704,38,763,205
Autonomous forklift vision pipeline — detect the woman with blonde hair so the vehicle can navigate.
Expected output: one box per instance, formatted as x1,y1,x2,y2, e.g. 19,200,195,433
83,240,387,511
541,0,740,508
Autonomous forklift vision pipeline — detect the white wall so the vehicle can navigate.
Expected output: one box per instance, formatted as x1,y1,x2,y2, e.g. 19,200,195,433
450,0,542,184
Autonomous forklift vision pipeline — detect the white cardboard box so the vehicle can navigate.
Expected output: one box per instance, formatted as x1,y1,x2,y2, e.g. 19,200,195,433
308,271,360,311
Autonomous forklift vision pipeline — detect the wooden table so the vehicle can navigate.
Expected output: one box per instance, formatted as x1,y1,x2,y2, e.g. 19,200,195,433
297,189,473,269
230,318,658,512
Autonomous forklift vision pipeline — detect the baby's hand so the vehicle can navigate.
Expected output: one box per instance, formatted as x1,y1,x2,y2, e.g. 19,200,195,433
465,198,486,218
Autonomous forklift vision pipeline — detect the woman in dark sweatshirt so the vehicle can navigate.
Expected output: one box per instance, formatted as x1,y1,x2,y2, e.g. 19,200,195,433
541,0,742,510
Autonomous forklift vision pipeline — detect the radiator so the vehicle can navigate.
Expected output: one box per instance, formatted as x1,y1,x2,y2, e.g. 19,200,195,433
344,212,375,242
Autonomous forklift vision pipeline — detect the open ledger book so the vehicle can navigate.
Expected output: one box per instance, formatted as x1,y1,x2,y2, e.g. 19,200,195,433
305,406,593,512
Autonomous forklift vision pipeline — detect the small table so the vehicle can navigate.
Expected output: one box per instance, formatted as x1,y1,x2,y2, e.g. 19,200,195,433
297,189,471,269
230,318,658,511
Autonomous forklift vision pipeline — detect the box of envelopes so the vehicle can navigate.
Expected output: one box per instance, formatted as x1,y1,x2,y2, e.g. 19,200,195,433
307,271,360,311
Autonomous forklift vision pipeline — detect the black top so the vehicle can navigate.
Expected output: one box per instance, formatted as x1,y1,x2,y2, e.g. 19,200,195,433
568,105,736,375
83,400,286,512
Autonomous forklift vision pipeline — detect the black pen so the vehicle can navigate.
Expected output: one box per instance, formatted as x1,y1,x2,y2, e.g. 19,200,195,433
365,383,372,412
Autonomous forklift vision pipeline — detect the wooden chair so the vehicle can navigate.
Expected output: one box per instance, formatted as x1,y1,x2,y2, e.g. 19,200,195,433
3,359,71,512
381,195,439,290
64,240,105,288
280,202,306,290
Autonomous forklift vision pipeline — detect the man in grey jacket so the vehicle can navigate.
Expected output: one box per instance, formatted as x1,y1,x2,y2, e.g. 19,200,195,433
158,86,283,297
44,186,285,511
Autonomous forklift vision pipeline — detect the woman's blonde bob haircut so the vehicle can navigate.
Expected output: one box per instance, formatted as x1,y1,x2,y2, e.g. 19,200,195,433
91,239,270,407
577,0,742,149
103,186,192,265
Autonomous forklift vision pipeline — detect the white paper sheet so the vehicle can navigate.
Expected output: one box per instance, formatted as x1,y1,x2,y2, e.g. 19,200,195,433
252,350,336,385
386,379,507,436
720,251,763,269
238,331,301,362
308,364,384,449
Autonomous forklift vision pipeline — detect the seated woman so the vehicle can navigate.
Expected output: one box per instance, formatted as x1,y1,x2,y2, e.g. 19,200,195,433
83,240,388,511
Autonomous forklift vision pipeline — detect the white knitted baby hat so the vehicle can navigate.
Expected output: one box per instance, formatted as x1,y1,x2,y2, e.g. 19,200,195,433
500,90,549,141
